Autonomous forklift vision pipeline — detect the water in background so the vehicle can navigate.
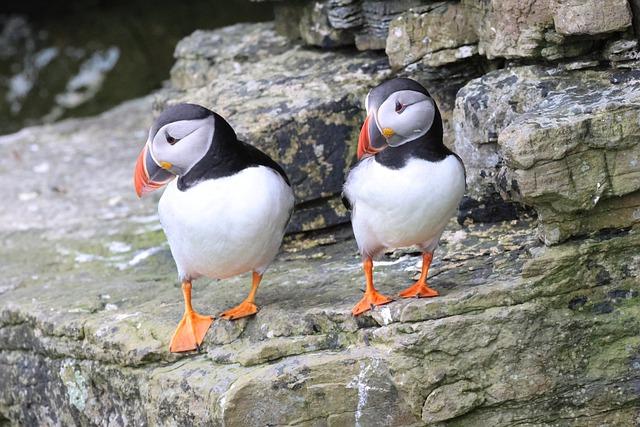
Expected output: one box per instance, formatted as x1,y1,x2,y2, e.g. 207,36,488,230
0,0,273,134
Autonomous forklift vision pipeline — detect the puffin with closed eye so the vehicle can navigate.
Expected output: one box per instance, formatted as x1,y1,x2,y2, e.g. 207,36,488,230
343,78,466,316
134,103,294,352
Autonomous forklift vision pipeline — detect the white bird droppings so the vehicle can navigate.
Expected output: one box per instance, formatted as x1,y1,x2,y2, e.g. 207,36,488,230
108,241,132,254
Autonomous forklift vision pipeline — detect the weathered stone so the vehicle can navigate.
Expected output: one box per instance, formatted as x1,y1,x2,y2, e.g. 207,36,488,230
354,32,388,51
299,1,355,48
327,0,363,29
273,0,634,67
553,0,632,36
0,98,638,426
422,379,484,423
274,2,306,39
386,2,478,69
454,67,536,201
356,0,422,51
463,0,556,59
270,0,364,39
455,65,640,243
163,23,392,233
557,59,600,71
533,191,640,246
604,37,640,68
419,44,479,67
539,37,599,61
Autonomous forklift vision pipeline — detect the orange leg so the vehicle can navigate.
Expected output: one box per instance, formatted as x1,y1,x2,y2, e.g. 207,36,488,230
220,271,261,320
399,252,440,298
352,256,393,316
169,280,213,353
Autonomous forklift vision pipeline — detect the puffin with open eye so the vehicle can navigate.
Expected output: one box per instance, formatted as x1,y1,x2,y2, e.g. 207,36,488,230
342,78,466,316
134,103,294,352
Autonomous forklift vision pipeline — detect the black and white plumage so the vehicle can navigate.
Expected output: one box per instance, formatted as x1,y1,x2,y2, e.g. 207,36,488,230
342,78,465,315
134,103,294,352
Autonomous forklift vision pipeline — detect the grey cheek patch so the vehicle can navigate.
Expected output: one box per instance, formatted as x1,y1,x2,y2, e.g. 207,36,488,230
150,119,214,176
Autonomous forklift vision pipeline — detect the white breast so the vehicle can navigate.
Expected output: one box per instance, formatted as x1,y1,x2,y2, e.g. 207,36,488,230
158,166,294,280
344,155,465,257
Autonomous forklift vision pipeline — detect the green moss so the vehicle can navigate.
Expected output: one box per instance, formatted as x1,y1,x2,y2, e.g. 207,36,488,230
586,334,640,379
121,229,167,251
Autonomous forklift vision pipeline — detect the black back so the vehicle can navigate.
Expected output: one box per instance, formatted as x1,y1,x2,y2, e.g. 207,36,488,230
178,112,290,191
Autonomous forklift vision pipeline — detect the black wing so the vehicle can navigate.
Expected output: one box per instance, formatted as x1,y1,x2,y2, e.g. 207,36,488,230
239,140,291,186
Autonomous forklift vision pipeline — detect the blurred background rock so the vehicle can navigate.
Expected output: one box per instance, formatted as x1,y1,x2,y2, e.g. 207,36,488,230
0,0,272,134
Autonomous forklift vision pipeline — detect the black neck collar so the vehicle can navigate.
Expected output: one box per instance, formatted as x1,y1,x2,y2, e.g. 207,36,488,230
178,114,241,190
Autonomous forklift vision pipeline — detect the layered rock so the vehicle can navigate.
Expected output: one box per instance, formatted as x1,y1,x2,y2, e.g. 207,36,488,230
455,65,640,244
261,0,639,230
299,0,355,48
268,0,634,63
386,0,633,65
554,0,632,36
604,37,640,68
280,0,423,50
356,0,423,50
386,2,478,70
1,94,638,424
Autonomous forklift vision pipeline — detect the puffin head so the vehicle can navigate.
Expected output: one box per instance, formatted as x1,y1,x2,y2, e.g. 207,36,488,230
357,78,439,159
134,103,216,197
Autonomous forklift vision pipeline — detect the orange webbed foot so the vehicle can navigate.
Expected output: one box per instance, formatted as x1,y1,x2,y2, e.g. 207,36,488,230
398,281,439,298
220,300,259,320
351,289,393,316
400,252,439,299
169,310,213,353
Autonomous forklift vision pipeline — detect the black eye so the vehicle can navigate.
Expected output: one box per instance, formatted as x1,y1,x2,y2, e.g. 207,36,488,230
166,134,178,145
395,100,405,113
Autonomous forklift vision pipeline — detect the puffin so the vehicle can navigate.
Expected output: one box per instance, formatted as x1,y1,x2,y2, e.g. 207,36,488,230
134,103,294,352
342,78,466,316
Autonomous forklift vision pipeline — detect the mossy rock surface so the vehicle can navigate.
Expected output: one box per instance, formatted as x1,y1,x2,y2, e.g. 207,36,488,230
0,93,639,425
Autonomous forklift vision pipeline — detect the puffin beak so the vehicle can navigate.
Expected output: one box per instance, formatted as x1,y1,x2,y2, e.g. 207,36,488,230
134,143,175,197
356,113,388,159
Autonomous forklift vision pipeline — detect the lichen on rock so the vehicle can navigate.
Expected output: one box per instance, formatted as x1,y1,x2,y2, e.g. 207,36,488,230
455,65,640,243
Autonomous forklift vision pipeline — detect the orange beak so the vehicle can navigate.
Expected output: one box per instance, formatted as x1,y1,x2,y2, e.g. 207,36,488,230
134,144,175,197
357,114,387,160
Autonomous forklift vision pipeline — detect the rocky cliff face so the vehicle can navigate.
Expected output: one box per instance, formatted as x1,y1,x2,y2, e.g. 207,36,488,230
1,2,639,426
266,0,640,240
456,65,640,244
